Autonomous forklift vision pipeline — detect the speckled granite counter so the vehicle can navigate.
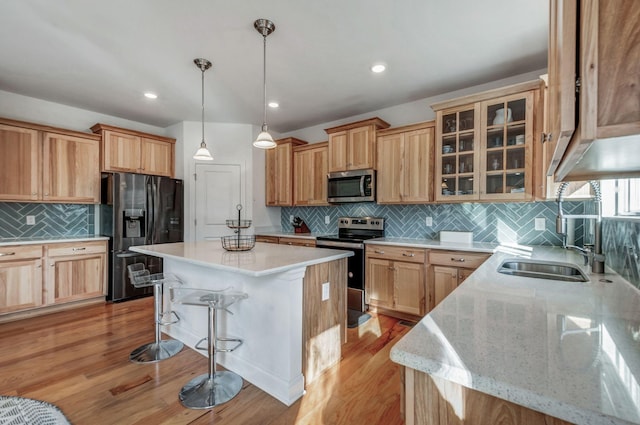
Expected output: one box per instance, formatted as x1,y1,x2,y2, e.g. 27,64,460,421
0,235,109,246
391,245,640,425
364,237,498,253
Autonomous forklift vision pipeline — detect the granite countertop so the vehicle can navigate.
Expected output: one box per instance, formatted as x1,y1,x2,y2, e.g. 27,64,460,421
130,241,353,277
364,237,498,253
390,245,640,425
256,232,331,240
0,235,109,247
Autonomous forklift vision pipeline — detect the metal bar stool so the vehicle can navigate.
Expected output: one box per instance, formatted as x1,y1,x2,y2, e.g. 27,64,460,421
170,286,248,409
127,263,184,363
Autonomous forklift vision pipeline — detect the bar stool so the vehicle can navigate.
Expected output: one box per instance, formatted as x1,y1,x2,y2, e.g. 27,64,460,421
170,286,248,409
127,263,184,363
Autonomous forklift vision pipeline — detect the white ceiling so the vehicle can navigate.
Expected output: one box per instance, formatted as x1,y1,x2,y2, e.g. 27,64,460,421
0,0,548,133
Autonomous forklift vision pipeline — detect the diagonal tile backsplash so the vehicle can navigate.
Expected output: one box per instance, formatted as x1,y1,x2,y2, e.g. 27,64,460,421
281,201,586,245
0,203,94,238
603,218,640,289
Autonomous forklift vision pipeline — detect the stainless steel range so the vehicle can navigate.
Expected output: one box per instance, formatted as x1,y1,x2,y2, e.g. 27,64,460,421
316,217,384,312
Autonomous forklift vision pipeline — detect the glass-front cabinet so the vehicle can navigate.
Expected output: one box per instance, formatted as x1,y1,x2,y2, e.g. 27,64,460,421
435,105,480,201
434,87,536,202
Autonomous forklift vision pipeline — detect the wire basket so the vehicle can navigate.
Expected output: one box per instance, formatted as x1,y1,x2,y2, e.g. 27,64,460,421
221,235,256,251
225,219,252,229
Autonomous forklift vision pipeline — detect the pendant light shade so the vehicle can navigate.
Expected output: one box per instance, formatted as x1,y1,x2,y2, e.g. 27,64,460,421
253,19,277,149
193,58,214,160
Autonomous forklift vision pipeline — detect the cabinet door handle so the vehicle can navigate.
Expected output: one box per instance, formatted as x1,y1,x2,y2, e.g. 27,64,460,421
0,252,16,257
451,257,466,262
374,250,385,254
72,247,86,251
388,266,396,271
402,252,415,257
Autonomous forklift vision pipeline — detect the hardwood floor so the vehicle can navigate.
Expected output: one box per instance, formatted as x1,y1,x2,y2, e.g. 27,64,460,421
0,298,411,424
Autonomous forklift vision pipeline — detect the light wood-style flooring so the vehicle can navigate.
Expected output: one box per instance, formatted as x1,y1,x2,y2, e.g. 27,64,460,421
0,298,411,424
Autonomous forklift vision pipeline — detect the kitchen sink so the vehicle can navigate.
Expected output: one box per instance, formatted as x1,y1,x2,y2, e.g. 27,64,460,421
497,259,589,282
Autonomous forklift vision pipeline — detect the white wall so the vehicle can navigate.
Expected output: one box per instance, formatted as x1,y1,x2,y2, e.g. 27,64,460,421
278,69,547,142
0,90,166,135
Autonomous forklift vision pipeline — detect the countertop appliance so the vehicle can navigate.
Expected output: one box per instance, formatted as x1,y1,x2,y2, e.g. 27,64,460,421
100,173,184,301
316,217,384,312
327,169,375,203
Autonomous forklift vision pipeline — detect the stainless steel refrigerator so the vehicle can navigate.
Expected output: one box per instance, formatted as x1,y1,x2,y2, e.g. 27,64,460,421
100,173,184,301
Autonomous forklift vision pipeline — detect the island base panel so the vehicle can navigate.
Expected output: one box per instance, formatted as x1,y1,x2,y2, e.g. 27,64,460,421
403,368,575,425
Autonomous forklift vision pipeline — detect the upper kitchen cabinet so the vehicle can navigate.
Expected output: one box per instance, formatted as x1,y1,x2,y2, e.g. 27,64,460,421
325,117,390,172
0,118,101,203
265,137,307,206
377,122,435,204
548,0,640,181
432,81,541,203
91,124,176,177
293,142,329,206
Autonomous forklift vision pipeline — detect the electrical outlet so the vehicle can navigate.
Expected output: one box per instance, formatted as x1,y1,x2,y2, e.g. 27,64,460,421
26,215,36,225
289,215,294,224
324,215,330,225
322,282,330,301
425,216,433,227
535,217,545,231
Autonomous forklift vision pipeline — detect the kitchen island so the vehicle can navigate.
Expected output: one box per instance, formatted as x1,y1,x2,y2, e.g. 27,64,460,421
391,245,640,425
130,241,352,406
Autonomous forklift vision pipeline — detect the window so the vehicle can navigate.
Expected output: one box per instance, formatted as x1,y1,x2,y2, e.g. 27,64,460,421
601,178,640,217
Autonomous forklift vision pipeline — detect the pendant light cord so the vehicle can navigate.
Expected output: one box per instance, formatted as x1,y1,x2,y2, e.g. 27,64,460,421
262,34,268,131
201,67,206,145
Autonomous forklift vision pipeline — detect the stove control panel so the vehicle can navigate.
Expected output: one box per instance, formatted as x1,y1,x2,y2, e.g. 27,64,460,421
337,217,384,230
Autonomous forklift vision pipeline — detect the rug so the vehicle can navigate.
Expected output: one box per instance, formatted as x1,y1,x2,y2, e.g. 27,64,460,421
0,396,71,425
347,309,371,328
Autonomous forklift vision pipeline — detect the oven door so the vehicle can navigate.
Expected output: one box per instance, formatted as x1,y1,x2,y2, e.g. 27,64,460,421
316,239,365,312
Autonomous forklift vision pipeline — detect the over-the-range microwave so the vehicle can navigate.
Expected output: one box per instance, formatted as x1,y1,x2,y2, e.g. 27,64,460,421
327,169,375,203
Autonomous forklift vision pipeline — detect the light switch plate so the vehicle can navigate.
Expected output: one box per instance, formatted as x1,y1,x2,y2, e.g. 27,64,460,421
26,215,35,225
425,216,433,227
322,282,330,301
325,216,330,225
535,217,546,231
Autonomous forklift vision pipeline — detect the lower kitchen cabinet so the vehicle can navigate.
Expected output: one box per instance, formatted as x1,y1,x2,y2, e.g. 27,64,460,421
0,245,43,314
278,237,316,248
256,235,280,244
0,240,108,321
429,250,490,309
45,241,107,304
365,244,427,320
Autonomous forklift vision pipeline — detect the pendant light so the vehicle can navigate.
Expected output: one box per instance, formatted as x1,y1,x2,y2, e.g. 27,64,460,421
253,19,277,149
193,58,214,160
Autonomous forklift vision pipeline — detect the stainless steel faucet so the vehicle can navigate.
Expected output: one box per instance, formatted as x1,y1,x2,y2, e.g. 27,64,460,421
556,181,605,274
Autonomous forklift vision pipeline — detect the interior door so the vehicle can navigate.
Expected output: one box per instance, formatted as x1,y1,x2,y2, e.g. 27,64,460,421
194,163,243,241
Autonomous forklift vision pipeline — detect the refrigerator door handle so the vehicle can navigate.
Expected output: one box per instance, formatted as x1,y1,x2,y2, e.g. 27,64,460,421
146,176,154,244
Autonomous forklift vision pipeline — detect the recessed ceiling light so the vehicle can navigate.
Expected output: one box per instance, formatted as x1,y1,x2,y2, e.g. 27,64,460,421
371,64,386,73
268,102,279,108
144,92,158,99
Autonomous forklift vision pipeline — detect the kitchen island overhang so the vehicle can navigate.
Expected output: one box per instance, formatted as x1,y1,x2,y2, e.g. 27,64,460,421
130,241,353,406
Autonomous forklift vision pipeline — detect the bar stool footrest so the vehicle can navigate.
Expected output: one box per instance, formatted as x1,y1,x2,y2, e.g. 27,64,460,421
158,310,180,325
195,337,243,353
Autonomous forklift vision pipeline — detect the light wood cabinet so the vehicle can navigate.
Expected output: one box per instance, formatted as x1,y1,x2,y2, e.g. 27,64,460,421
44,241,107,305
265,137,307,206
428,250,490,309
325,117,390,172
432,81,541,203
0,240,107,320
0,118,101,203
91,123,176,177
548,0,640,181
365,244,427,319
293,142,328,206
377,122,435,204
278,237,316,248
0,245,43,314
256,235,280,244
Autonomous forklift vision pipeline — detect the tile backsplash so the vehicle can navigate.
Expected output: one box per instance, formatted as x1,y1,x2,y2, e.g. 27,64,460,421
0,203,94,238
603,218,640,289
281,201,586,246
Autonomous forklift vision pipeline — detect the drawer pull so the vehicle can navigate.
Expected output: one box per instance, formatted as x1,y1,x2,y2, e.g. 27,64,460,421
287,242,293,245
375,250,385,254
402,252,415,257
0,252,16,257
451,257,466,262
388,266,396,271
72,247,87,251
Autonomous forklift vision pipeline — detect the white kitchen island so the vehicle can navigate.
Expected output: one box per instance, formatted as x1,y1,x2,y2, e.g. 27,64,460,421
130,241,352,406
